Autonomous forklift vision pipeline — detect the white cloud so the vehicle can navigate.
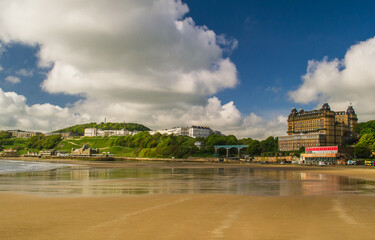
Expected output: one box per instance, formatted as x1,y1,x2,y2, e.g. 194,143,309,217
69,96,286,139
0,0,284,139
0,42,4,56
290,36,375,121
0,65,3,72
5,76,21,84
0,0,237,102
16,69,33,77
0,87,286,139
0,88,89,131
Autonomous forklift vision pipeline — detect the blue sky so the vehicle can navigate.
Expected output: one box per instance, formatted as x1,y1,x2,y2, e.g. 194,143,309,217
0,0,375,138
185,0,375,116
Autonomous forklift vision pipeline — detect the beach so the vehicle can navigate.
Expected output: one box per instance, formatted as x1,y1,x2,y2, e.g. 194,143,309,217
2,193,375,240
2,159,375,239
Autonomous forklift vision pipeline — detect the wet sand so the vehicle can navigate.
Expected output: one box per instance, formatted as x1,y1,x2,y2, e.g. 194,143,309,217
2,159,375,239
2,193,375,240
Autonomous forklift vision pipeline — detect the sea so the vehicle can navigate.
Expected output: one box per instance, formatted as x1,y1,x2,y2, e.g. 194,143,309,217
0,159,73,174
1,159,375,197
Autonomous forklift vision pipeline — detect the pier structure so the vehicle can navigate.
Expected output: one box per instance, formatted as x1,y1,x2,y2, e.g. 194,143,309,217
213,145,248,158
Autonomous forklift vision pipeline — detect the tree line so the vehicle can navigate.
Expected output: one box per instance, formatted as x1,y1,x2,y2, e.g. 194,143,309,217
112,132,279,158
353,120,375,158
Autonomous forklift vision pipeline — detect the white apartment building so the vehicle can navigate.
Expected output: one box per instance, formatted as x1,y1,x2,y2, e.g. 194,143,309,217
188,126,212,138
150,126,213,138
85,126,217,138
84,128,134,137
84,128,97,137
149,127,189,136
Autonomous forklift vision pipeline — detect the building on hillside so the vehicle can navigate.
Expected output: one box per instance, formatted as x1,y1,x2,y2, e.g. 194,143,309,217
189,126,212,138
84,128,135,137
194,142,202,149
7,130,43,138
149,126,215,138
60,132,72,139
71,145,99,156
149,127,189,136
84,128,98,137
300,146,354,165
278,103,358,151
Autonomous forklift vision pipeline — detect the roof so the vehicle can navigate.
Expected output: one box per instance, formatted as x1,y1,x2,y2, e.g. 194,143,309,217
213,145,248,149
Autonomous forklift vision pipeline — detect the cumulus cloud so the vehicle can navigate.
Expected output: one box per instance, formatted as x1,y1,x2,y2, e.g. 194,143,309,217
0,0,284,139
15,69,33,77
290,37,375,120
5,76,21,84
70,96,286,139
0,87,286,138
0,0,238,103
0,88,89,131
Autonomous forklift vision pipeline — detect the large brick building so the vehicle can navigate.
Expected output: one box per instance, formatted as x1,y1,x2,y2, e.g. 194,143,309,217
278,103,358,151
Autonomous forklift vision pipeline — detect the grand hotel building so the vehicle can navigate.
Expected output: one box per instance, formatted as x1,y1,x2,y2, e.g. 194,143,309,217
278,103,358,151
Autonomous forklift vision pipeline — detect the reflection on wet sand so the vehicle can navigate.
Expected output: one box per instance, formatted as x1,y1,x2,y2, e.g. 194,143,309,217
1,166,375,196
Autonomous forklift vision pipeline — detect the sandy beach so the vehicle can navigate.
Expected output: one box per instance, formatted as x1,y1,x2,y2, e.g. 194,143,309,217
2,159,375,240
2,193,375,240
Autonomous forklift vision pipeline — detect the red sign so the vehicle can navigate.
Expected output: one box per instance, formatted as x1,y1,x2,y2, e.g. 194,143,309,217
306,146,338,152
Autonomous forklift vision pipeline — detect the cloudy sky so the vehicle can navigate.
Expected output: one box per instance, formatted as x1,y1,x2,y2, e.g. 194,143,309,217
0,0,375,139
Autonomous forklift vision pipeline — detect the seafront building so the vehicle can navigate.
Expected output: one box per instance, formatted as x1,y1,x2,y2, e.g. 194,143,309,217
300,146,354,165
278,103,358,151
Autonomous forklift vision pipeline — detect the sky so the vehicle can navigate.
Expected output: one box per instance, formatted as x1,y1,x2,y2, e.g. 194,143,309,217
0,0,375,139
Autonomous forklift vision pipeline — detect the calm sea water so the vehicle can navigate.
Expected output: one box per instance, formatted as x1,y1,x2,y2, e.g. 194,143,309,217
0,160,74,174
1,159,375,197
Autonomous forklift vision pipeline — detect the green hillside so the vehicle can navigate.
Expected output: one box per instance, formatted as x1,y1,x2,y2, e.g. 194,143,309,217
55,136,137,157
354,120,375,138
53,122,150,136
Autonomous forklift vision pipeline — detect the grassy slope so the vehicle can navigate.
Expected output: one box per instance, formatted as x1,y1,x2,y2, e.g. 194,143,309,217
55,137,137,157
2,138,37,154
4,136,214,158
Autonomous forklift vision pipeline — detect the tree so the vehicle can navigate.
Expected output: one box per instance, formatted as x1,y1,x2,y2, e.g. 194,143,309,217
0,131,12,139
354,120,375,138
247,140,261,156
293,147,305,157
260,136,278,153
26,135,62,150
354,144,371,158
357,133,375,147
